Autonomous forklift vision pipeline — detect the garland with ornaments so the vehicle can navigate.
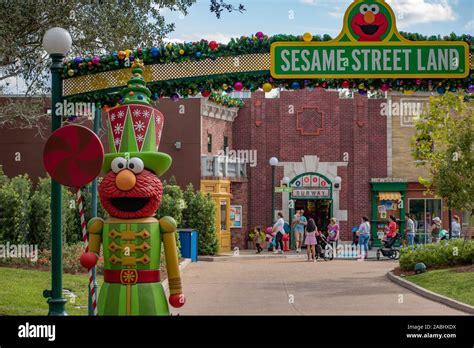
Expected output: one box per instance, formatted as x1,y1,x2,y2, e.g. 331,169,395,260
208,92,244,108
63,32,474,108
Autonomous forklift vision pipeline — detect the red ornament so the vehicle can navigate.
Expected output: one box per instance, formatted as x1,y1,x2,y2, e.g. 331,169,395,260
322,82,328,89
381,83,390,92
201,90,211,97
341,80,350,89
169,294,185,308
137,47,142,54
416,79,422,86
255,31,264,39
208,41,218,50
80,252,97,269
234,82,244,91
43,125,104,188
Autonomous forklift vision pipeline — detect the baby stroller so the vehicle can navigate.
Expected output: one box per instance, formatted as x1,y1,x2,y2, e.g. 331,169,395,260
315,234,334,261
376,234,400,260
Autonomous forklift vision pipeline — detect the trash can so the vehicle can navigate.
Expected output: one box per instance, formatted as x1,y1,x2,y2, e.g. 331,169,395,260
178,229,198,262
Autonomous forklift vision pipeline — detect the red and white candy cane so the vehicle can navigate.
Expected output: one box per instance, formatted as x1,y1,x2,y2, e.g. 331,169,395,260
77,189,98,316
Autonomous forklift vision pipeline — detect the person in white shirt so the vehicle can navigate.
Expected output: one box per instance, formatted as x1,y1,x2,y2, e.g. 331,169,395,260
357,216,371,259
272,212,285,254
405,213,416,247
451,215,461,239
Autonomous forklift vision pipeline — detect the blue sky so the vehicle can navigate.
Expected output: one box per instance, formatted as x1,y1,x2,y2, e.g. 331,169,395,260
165,0,473,43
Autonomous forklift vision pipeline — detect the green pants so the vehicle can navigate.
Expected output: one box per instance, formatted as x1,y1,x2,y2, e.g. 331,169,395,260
97,282,169,316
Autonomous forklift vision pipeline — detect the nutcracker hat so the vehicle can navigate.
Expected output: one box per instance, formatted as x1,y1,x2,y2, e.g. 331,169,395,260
104,59,171,176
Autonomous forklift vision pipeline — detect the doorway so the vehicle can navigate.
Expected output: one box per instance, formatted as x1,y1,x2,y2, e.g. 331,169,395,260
294,199,332,233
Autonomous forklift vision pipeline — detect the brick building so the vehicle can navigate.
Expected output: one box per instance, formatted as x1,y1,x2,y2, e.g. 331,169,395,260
231,89,388,248
1,91,470,252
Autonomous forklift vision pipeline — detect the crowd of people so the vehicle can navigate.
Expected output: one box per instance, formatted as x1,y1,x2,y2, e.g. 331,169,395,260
251,211,465,259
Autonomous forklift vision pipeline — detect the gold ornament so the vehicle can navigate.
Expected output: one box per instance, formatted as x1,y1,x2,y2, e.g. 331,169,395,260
303,32,313,42
262,82,272,92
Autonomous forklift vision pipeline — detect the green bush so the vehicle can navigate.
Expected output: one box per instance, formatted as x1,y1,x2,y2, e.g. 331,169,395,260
182,184,218,255
0,166,8,187
28,178,52,249
0,174,32,244
400,239,474,271
157,184,186,227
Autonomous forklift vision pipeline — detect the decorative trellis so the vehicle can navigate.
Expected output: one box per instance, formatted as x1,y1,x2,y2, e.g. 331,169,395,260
64,53,271,97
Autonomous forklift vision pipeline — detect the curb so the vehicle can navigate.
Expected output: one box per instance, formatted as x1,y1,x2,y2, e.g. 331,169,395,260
162,258,192,294
386,271,474,314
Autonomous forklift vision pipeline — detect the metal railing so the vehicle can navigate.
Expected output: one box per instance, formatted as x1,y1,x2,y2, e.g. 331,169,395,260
201,155,247,178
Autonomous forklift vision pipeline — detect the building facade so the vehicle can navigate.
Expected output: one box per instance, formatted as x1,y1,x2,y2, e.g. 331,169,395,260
1,91,470,253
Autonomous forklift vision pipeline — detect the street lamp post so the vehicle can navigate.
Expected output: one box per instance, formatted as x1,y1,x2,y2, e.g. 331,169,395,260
42,27,72,316
269,157,279,224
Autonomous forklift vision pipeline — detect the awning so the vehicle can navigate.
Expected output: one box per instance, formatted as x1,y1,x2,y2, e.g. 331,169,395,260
378,192,401,200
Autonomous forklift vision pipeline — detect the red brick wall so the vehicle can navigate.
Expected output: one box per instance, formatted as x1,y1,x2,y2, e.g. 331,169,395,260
232,89,387,243
230,180,249,249
201,117,233,155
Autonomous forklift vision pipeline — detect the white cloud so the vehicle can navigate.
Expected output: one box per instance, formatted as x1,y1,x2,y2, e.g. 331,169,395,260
464,19,474,32
167,32,241,44
328,11,344,19
387,0,457,28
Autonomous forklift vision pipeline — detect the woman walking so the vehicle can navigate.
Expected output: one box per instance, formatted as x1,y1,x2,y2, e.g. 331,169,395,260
305,218,318,262
357,216,371,259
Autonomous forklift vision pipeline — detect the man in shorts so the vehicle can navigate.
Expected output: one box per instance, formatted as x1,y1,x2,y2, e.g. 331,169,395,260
293,209,307,253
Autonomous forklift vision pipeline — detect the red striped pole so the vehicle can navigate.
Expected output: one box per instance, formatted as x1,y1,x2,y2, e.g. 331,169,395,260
77,189,98,316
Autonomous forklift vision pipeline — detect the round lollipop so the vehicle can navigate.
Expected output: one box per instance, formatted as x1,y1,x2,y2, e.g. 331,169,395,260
43,125,104,188
43,124,104,316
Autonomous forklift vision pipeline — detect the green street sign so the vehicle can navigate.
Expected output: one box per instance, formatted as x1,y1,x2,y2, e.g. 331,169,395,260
274,187,293,193
270,0,470,79
271,43,469,78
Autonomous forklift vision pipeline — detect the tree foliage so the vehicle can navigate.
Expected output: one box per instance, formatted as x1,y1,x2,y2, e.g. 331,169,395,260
411,93,474,212
0,0,244,94
182,183,218,255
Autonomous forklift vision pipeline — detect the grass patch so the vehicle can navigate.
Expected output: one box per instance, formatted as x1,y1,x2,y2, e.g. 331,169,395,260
404,268,474,306
0,267,103,316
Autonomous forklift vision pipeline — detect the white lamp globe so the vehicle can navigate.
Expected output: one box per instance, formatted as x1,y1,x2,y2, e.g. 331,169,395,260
282,177,290,185
43,27,72,55
269,157,279,166
334,176,342,185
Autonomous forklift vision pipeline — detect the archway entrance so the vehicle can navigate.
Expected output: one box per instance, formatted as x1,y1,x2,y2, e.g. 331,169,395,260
288,173,333,248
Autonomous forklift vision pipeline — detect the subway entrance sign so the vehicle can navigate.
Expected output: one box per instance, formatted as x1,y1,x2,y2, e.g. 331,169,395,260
271,0,470,79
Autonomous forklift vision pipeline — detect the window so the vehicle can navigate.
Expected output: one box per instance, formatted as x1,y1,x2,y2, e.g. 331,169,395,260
220,201,227,231
223,136,228,153
207,134,212,153
408,198,442,244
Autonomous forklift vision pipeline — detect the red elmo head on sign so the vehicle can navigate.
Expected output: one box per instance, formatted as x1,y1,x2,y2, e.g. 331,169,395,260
351,3,389,41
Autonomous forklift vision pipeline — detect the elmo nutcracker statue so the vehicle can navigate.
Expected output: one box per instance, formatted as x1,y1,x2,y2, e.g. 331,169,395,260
80,59,185,315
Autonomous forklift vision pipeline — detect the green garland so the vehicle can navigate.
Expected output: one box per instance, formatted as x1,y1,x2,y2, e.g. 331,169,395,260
208,92,244,107
62,32,474,106
62,32,473,79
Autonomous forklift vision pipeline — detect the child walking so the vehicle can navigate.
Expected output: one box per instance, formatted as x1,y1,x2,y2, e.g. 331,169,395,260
305,218,318,262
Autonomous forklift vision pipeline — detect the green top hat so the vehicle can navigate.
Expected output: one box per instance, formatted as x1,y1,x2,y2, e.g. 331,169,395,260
104,59,171,176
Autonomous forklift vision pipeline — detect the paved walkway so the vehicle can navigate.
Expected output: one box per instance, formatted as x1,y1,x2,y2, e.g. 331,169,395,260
172,257,464,315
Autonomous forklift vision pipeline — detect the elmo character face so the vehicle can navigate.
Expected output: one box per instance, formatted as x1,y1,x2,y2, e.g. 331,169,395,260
350,3,389,41
99,157,163,219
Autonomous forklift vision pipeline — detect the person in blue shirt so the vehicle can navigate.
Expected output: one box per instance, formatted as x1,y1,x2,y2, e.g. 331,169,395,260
292,209,307,253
